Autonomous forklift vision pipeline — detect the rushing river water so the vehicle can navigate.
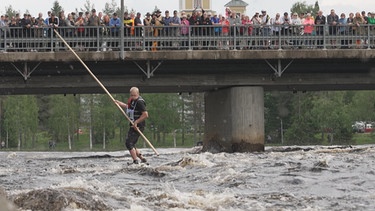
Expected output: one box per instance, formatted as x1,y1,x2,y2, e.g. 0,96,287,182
0,145,375,211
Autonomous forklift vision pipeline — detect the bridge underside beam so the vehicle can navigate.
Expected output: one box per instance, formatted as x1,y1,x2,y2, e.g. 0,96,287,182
2,73,375,95
1,50,375,63
1,56,375,94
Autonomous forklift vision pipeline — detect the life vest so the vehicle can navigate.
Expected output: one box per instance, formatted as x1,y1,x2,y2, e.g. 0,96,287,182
127,96,145,122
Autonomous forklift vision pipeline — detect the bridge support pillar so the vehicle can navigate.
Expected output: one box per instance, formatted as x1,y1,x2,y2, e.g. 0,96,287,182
203,87,265,153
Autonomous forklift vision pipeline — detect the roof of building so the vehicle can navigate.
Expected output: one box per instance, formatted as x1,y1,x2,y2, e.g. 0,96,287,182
224,0,249,7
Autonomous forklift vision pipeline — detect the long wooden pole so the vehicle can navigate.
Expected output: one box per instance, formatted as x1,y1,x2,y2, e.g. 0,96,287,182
53,29,159,156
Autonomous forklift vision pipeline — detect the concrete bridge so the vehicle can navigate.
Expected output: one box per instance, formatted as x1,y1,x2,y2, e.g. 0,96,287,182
1,49,374,93
1,48,375,152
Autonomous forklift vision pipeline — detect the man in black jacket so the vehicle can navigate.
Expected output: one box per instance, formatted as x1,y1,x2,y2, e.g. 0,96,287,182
115,87,149,165
315,10,326,48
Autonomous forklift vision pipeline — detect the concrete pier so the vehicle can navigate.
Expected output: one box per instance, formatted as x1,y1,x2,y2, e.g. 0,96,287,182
203,87,265,153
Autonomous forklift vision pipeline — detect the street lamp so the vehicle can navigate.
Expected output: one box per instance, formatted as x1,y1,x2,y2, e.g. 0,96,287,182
276,116,284,144
120,0,124,59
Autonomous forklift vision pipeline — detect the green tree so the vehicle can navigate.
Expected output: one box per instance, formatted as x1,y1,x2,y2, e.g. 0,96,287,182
314,1,320,12
264,92,294,144
88,94,94,150
114,1,127,15
179,94,186,145
3,96,21,149
51,0,64,15
284,92,320,145
48,95,79,149
191,93,205,145
3,96,38,150
144,93,181,145
180,93,205,146
112,94,130,144
153,6,160,13
81,0,95,13
23,96,39,148
310,92,353,144
4,5,19,18
0,97,3,147
290,1,319,16
36,95,50,131
92,94,117,149
103,0,119,15
348,91,375,121
284,91,354,145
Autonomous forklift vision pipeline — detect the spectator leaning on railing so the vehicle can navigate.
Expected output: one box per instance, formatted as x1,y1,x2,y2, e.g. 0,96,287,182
109,13,121,50
211,13,221,36
170,10,181,48
47,13,59,32
220,15,230,49
241,15,252,36
314,10,326,48
65,13,76,48
362,11,368,24
338,13,349,48
150,10,163,51
369,12,375,48
134,12,143,49
2,6,375,52
290,12,302,47
0,15,6,50
162,10,173,47
180,14,190,47
368,12,375,30
20,13,32,39
87,9,100,49
260,10,271,36
171,10,181,35
270,13,282,36
303,13,315,47
327,9,339,48
143,12,153,49
347,12,354,40
251,12,261,35
352,12,365,48
270,13,281,48
134,12,143,37
74,12,85,51
201,12,213,49
281,12,291,36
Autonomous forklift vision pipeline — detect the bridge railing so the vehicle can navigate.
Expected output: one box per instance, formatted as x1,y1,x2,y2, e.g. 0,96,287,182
0,24,374,52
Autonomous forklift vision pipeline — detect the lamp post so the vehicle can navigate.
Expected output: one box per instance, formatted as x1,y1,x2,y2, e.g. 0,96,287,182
120,0,124,59
280,118,284,144
276,116,284,144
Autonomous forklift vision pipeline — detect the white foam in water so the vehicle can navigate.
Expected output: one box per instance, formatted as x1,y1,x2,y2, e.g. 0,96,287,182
212,167,239,184
52,177,122,196
1,146,375,210
6,152,18,158
148,182,242,210
126,205,153,211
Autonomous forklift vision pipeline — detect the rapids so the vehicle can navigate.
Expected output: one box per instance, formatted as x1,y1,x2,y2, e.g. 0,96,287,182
0,145,374,210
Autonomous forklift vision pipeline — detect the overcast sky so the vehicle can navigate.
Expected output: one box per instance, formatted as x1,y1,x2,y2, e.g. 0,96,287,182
1,0,373,18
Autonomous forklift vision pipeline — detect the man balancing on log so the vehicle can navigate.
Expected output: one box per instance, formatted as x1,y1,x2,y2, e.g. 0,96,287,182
115,87,149,165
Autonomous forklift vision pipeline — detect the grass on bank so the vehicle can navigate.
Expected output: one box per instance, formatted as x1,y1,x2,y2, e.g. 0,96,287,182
1,130,200,151
352,133,375,145
2,131,374,151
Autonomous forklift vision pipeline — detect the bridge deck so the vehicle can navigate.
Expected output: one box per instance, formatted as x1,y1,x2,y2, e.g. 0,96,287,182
1,49,375,94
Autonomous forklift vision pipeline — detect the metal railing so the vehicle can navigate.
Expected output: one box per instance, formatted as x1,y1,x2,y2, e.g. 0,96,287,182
0,24,374,52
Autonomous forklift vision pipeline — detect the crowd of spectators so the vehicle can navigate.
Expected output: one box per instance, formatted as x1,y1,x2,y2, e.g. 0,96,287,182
1,6,375,51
